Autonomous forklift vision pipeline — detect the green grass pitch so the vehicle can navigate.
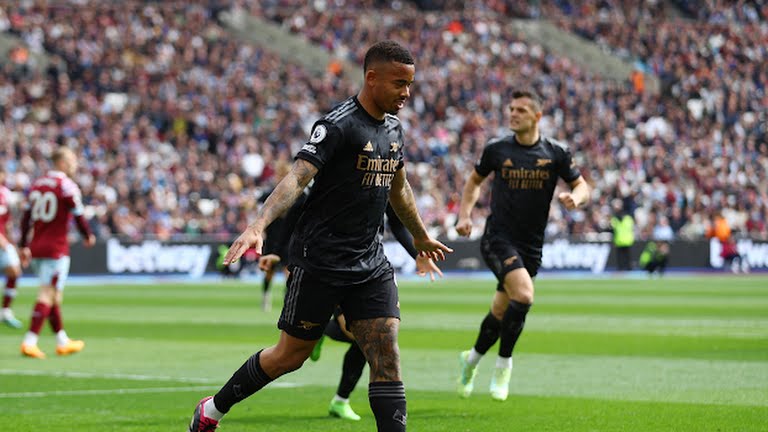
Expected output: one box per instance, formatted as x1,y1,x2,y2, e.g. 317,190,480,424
1,276,766,431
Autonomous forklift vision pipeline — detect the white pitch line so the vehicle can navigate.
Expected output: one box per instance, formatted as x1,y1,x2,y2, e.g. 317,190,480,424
0,369,217,383
0,385,221,398
0,369,302,388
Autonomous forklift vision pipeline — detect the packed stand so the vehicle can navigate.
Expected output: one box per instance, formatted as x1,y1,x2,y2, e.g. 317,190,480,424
1,0,766,243
526,0,768,240
1,0,357,240
253,0,768,241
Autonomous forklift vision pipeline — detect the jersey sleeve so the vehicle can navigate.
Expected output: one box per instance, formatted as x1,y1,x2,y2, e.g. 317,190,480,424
474,144,495,177
61,178,85,216
395,129,405,171
556,144,582,183
295,121,344,169
385,204,418,258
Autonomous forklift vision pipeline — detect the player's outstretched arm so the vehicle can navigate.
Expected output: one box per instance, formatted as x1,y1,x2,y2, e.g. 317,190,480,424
558,176,590,210
455,170,486,237
388,168,453,261
224,159,318,265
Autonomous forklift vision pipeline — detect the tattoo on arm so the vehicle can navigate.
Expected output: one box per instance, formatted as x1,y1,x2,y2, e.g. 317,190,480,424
389,169,428,240
350,317,401,381
252,159,317,230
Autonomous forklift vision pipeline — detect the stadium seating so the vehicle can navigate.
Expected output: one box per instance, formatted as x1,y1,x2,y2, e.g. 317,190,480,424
1,0,766,241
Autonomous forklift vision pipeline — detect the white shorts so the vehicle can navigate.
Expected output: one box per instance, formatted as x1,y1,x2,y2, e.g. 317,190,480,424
31,257,71,291
0,245,20,269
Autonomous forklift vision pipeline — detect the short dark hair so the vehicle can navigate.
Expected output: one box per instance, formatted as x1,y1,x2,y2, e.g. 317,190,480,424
363,40,414,71
512,89,543,112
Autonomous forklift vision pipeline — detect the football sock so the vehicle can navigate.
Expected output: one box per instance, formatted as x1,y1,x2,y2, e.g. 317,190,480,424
467,348,483,366
333,395,349,403
337,343,366,399
2,277,16,308
496,356,512,369
498,300,531,358
263,275,271,294
56,330,70,346
49,304,64,333
213,350,273,414
368,381,407,432
472,311,502,355
203,398,225,421
23,331,39,346
29,302,51,336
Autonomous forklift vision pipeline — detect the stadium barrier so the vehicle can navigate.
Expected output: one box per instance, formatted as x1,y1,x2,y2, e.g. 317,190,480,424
67,237,768,277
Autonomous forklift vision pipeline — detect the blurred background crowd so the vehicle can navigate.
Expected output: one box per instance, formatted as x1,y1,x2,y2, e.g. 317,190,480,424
1,0,766,243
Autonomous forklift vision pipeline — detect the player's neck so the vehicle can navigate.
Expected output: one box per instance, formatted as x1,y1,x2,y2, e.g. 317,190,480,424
515,129,540,146
356,91,385,121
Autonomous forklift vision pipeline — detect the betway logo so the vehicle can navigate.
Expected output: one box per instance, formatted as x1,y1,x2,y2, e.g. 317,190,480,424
709,238,768,268
106,239,212,278
542,239,611,273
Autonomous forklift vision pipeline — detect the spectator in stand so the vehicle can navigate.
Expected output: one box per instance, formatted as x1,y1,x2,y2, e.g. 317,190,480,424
707,211,732,243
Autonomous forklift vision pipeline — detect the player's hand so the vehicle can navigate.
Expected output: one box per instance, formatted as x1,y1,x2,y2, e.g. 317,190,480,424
258,254,281,272
414,237,453,262
558,192,578,210
415,255,443,281
83,234,96,248
20,247,31,268
224,225,263,265
455,217,473,237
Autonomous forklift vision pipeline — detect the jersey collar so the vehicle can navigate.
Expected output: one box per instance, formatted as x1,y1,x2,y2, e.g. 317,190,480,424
353,96,386,126
512,134,541,148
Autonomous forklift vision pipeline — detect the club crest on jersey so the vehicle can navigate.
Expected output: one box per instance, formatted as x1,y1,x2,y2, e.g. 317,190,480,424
536,159,552,167
363,141,374,152
390,142,400,152
309,125,327,143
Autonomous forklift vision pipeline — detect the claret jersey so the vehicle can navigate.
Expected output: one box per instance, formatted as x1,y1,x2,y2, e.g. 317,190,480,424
24,171,85,258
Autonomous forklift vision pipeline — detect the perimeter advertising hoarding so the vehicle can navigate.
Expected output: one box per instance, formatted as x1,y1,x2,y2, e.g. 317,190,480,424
67,238,766,277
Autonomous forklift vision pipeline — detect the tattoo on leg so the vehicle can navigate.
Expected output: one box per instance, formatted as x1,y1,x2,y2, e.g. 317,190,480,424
350,317,401,381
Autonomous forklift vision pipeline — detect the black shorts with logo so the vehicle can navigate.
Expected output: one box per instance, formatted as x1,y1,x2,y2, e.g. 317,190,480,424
278,265,400,340
480,235,541,292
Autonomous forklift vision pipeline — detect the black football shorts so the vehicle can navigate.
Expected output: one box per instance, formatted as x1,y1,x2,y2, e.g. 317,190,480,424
480,236,541,292
278,265,400,340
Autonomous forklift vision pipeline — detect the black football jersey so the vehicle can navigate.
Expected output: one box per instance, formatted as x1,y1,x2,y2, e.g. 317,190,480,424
290,96,405,284
475,135,581,257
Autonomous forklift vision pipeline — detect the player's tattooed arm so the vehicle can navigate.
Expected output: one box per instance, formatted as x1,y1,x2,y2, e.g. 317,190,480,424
388,168,429,240
250,159,318,232
225,159,318,264
350,317,401,381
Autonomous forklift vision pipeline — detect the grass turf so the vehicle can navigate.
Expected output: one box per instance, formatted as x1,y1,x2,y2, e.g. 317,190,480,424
1,276,766,431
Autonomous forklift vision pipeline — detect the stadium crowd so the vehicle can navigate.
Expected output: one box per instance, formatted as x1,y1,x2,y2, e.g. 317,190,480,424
1,0,766,243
